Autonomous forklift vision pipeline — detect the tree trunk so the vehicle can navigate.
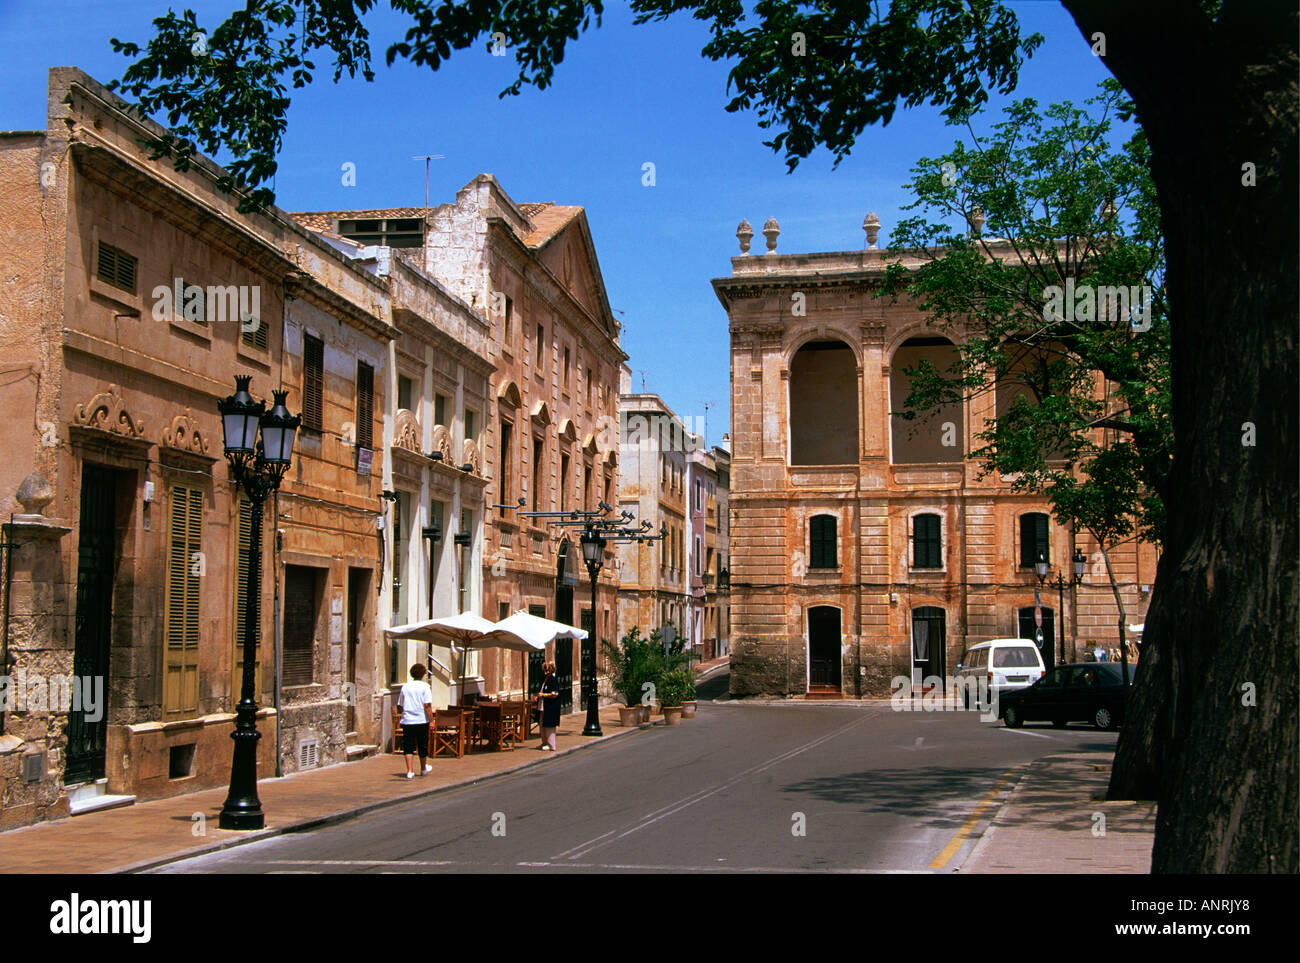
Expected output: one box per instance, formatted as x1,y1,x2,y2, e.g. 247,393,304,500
1063,0,1298,872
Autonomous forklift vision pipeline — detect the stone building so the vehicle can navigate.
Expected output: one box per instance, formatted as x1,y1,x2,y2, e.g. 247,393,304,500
687,443,731,660
616,384,694,645
295,175,626,711
714,217,1158,699
297,231,495,712
0,67,395,827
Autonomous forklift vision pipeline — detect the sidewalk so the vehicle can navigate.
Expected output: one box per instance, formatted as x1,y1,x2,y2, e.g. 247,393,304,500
958,751,1156,873
1,703,641,874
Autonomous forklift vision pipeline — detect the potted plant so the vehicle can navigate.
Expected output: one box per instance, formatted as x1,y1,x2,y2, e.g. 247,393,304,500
658,669,694,726
680,670,698,718
603,627,653,726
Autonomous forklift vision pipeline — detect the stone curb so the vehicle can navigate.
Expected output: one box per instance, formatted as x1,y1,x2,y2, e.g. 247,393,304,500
111,718,652,875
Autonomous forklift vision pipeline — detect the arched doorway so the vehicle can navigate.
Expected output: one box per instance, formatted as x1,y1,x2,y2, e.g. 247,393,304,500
807,606,842,692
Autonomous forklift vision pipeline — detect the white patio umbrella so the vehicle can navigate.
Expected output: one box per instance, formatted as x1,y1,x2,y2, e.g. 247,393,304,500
384,612,497,701
479,611,587,704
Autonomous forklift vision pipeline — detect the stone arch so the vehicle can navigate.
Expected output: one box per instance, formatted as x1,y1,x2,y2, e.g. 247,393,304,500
889,336,964,464
789,339,858,465
497,379,522,408
784,327,863,369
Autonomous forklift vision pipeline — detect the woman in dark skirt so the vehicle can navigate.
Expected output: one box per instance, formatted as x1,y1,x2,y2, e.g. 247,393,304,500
538,661,561,751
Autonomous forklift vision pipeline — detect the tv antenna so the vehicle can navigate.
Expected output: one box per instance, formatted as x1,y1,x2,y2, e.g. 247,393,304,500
637,369,649,392
701,400,716,447
412,154,446,209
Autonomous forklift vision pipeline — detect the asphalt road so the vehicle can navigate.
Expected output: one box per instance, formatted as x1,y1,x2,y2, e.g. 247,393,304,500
153,672,1116,874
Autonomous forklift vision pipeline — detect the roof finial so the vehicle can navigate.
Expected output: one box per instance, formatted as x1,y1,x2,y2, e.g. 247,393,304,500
862,211,880,249
763,216,780,254
736,219,754,255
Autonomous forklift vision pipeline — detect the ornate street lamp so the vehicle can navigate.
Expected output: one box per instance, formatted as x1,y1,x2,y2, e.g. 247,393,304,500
1046,549,1088,665
579,528,606,736
217,376,300,830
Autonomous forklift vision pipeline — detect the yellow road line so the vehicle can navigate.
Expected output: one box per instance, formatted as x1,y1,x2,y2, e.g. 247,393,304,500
928,765,1024,870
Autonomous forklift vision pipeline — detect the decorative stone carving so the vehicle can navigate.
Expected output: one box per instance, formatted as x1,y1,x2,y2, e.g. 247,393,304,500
161,408,211,454
763,216,780,254
863,211,881,249
968,205,985,236
74,383,145,439
15,471,54,515
737,219,754,255
460,438,481,472
429,423,451,461
394,408,421,453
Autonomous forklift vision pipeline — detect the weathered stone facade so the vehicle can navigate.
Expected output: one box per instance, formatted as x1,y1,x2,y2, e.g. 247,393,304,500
714,223,1159,699
295,175,627,708
0,68,395,826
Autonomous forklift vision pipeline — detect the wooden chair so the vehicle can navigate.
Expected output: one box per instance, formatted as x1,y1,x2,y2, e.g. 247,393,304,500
390,705,404,754
476,703,502,751
499,701,524,750
431,709,465,758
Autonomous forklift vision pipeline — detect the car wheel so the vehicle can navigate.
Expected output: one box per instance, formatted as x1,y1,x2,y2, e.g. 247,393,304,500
1050,717,1067,729
1094,706,1116,730
1003,705,1023,728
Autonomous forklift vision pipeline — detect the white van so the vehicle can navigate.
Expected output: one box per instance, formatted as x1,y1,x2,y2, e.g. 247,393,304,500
955,638,1046,708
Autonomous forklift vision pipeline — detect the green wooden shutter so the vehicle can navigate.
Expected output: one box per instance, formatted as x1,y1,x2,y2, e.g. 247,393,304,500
232,496,262,700
164,486,203,717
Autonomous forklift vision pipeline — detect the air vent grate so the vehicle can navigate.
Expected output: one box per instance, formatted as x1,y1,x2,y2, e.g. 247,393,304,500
297,738,319,771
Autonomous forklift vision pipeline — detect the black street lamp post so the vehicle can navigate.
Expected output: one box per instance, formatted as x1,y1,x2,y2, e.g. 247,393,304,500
514,500,667,737
1039,549,1088,665
579,529,606,736
217,376,300,830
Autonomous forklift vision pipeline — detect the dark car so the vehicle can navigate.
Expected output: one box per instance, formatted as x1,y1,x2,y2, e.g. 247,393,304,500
1000,662,1136,730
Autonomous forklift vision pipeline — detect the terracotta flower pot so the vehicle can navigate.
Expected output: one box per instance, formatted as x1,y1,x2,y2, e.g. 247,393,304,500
681,701,697,718
617,705,640,727
662,706,683,726
636,704,652,725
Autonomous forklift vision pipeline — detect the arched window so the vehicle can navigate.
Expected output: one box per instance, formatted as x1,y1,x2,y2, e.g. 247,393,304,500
912,513,942,568
890,337,963,463
1019,512,1050,568
790,341,857,465
809,515,837,569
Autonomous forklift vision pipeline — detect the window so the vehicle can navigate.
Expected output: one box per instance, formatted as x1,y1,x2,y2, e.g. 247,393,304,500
283,566,318,687
503,296,513,340
560,453,570,511
809,515,837,569
913,513,942,568
397,375,413,412
96,241,137,293
164,485,203,717
603,473,612,509
233,495,262,700
1019,512,1050,568
464,410,477,445
695,536,701,572
536,324,545,364
302,334,324,431
584,463,592,510
241,313,268,351
499,418,515,502
531,435,544,511
355,362,374,450
337,217,424,248
790,341,857,465
563,347,571,389
434,393,448,427
174,278,207,325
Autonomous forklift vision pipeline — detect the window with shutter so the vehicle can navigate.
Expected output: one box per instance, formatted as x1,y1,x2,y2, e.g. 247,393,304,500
96,242,137,293
232,496,262,700
164,486,203,718
302,335,324,431
913,513,943,568
355,362,374,450
1019,512,1050,567
283,566,318,686
809,515,837,569
241,316,269,351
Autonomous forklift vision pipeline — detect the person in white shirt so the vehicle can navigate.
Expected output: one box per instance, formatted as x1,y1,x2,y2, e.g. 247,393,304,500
399,663,434,778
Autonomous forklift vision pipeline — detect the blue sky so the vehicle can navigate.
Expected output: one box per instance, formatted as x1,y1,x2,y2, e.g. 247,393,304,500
0,1,1122,442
